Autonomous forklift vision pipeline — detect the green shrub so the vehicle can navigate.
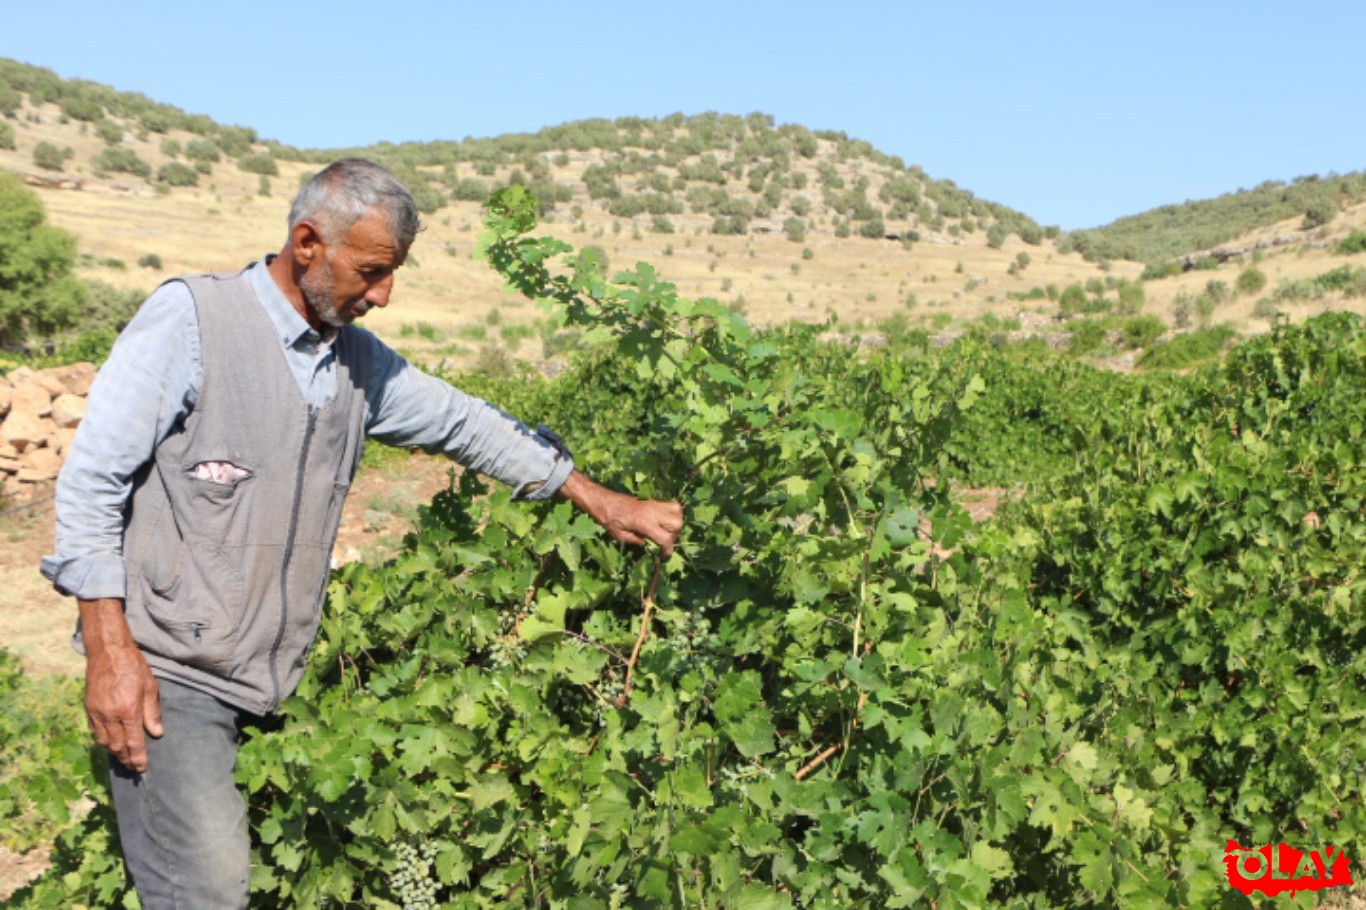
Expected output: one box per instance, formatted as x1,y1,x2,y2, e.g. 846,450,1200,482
0,172,85,348
1059,283,1088,316
1116,281,1145,315
59,94,102,122
1302,201,1336,229
0,120,14,151
1273,278,1319,303
1140,262,1182,281
1068,319,1107,355
214,126,256,158
1119,315,1165,349
1204,279,1231,303
93,118,123,145
711,215,748,236
184,138,221,163
1336,230,1366,254
1252,298,1281,321
93,147,152,178
32,140,69,171
237,152,278,176
1137,324,1237,369
1171,291,1194,329
157,161,199,187
857,214,886,239
450,177,489,202
0,81,20,117
1235,267,1267,295
1316,264,1356,292
782,217,806,243
138,252,163,270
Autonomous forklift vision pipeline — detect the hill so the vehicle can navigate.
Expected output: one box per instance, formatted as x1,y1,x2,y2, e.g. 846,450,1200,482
2,57,1366,371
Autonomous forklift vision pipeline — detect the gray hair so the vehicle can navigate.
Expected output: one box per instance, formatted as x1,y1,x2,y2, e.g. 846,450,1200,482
288,158,421,249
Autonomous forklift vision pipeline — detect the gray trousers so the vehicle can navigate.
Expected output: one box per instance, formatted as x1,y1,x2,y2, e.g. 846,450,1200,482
108,677,252,909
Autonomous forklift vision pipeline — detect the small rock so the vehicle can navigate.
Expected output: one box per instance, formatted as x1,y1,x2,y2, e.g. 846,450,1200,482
34,372,67,397
1,409,46,451
51,394,86,429
11,382,52,418
43,362,97,397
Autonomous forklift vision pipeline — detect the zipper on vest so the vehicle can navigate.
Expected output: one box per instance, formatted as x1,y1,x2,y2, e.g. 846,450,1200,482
270,404,319,709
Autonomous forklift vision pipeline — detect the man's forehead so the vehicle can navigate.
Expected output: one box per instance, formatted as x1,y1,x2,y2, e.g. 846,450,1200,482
341,211,402,256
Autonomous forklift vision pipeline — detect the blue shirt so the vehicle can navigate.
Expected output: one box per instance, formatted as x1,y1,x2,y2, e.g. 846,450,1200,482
41,258,574,601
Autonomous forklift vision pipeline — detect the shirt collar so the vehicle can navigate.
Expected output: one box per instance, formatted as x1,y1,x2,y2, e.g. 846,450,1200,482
249,255,339,350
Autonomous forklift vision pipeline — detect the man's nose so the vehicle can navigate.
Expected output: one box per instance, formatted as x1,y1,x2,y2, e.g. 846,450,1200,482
366,274,395,308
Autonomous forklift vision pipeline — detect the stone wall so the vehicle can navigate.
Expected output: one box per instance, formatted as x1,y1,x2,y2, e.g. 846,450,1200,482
0,363,96,500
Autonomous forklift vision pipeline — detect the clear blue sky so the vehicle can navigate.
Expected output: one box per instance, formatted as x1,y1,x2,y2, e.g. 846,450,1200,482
4,1,1362,230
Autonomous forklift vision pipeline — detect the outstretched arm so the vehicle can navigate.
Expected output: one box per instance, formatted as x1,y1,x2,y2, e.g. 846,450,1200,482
557,471,684,556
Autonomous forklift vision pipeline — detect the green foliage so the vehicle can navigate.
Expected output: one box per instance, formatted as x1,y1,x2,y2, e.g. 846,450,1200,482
1302,201,1336,229
237,152,279,176
1336,230,1366,254
32,140,69,172
93,118,123,145
0,172,85,349
0,79,20,117
1139,261,1182,281
782,217,806,243
1235,266,1267,295
857,213,886,239
1058,283,1087,317
92,146,152,179
1137,324,1237,370
184,138,221,163
1118,315,1165,349
137,252,163,270
157,161,199,187
1115,281,1144,315
0,650,91,853
0,120,14,151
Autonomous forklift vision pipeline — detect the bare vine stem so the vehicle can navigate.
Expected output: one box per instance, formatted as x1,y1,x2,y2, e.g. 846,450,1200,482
617,557,664,706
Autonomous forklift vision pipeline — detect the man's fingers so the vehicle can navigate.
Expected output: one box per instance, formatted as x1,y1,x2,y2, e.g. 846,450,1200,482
120,720,149,773
143,676,164,738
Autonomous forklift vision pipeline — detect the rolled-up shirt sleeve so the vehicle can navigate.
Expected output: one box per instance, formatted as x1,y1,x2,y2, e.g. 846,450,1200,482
359,331,573,500
40,283,201,600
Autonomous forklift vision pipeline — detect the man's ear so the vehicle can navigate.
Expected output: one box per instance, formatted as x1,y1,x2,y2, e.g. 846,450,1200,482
291,220,326,265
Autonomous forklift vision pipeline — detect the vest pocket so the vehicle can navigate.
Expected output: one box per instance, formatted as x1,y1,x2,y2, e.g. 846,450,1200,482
137,545,247,672
182,467,256,546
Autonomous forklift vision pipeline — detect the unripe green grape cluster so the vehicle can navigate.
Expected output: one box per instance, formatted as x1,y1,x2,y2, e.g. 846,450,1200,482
390,840,438,910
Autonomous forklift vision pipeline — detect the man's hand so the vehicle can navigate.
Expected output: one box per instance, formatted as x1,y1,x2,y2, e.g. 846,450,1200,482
558,471,684,556
79,599,163,773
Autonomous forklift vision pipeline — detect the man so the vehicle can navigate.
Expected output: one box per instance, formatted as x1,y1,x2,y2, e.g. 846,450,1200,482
41,158,683,909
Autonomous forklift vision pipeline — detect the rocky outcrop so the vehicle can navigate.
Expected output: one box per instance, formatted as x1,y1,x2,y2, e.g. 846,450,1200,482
0,363,96,499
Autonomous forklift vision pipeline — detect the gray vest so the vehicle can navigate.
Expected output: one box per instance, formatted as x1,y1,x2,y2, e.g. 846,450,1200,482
121,267,371,714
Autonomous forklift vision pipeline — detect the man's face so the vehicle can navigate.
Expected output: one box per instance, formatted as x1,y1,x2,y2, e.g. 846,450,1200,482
301,211,408,329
